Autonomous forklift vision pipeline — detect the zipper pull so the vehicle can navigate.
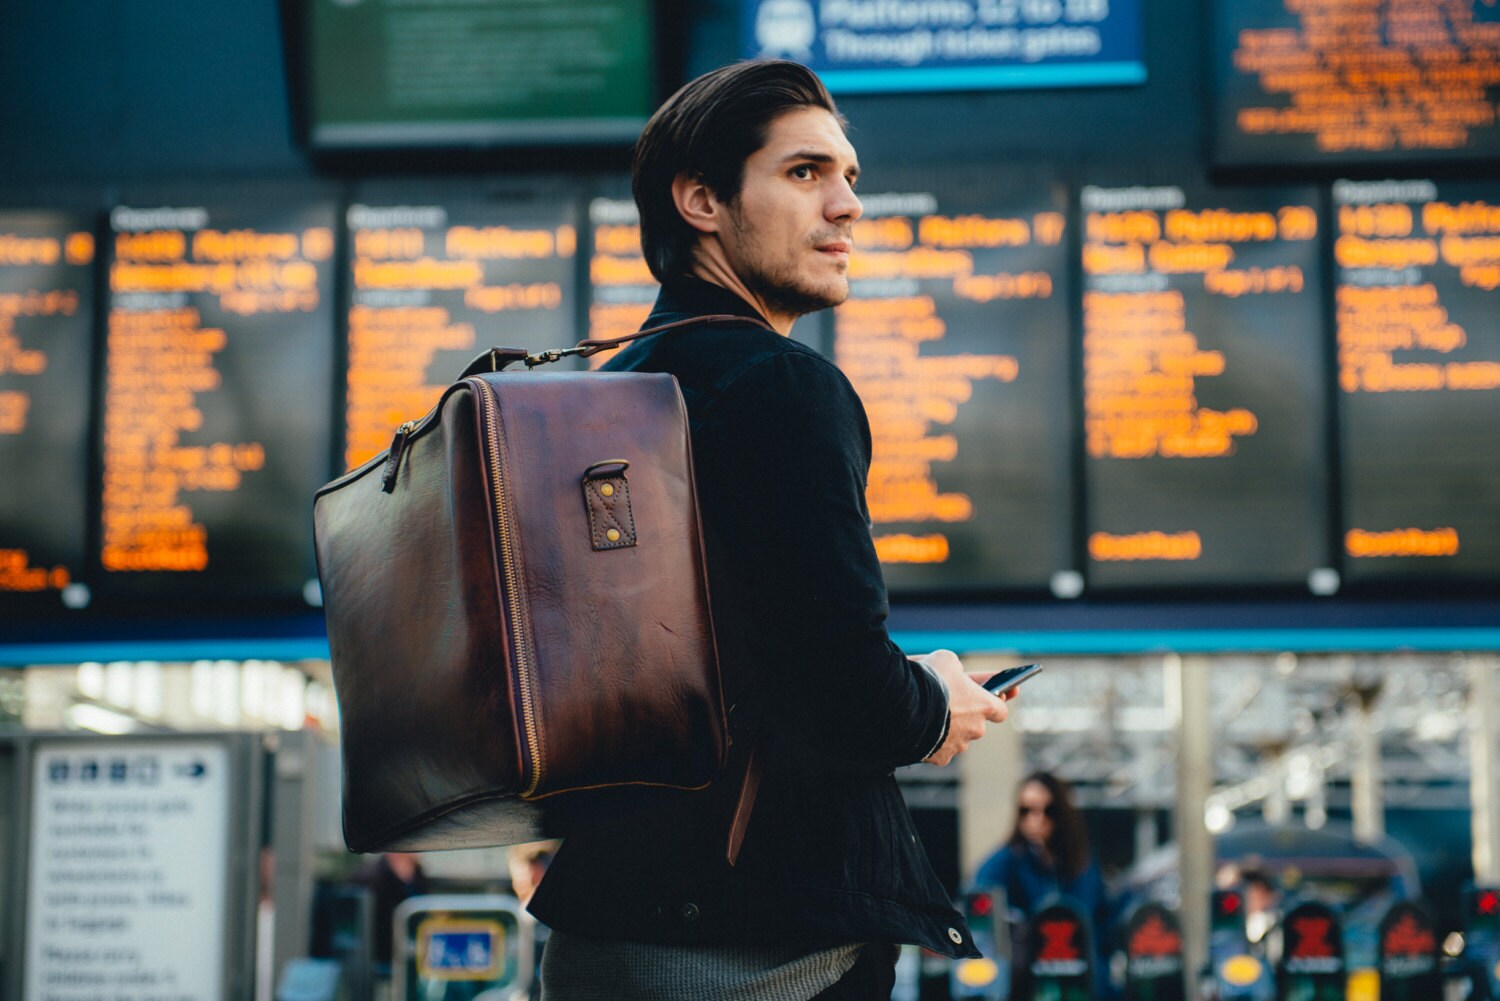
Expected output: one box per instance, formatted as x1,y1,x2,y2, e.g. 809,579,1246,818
380,421,417,493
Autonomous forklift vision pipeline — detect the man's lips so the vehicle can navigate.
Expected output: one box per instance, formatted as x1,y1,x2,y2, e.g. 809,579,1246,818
816,241,851,257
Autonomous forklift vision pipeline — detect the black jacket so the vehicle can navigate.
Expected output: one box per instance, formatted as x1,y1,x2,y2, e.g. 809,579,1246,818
528,277,978,959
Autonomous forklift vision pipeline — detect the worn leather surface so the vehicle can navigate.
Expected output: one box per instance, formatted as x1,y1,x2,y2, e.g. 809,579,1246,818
471,370,726,800
314,371,726,852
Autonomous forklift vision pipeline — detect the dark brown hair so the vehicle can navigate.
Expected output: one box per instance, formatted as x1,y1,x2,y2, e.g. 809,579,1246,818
632,60,844,282
1009,771,1091,881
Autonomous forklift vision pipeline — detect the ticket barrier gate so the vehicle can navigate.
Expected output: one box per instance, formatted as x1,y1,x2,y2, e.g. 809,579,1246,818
1204,889,1274,1001
935,891,1097,1001
1457,884,1500,1000
1275,901,1347,1001
951,888,1011,1000
1373,899,1442,1000
1024,898,1097,1001
392,895,534,1001
1120,902,1186,1001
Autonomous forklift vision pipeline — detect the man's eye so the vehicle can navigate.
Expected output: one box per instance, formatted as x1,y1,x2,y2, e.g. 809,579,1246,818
791,165,814,179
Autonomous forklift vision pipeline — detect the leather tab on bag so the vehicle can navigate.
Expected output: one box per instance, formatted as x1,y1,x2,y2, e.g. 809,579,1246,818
380,422,416,494
583,466,637,550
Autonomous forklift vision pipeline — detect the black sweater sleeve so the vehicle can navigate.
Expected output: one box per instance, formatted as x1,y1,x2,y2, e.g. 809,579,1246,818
693,349,949,770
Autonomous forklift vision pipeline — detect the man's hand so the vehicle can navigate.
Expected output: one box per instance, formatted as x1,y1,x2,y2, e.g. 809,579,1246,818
914,650,1010,766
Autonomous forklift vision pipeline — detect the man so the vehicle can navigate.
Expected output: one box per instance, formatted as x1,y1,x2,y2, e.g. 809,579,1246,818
529,60,1012,999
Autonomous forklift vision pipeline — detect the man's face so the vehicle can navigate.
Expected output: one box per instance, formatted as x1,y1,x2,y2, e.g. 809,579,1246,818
717,106,862,319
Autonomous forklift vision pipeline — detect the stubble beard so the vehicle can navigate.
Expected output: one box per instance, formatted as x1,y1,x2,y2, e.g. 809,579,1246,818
727,205,850,319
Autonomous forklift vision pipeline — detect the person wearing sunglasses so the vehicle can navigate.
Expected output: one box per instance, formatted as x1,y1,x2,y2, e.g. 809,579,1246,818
972,771,1116,997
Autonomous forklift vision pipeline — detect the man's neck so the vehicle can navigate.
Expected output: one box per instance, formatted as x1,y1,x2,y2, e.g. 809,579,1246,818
688,251,793,335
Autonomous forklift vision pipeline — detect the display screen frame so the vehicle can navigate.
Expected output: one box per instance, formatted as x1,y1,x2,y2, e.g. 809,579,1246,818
1077,179,1335,595
89,197,340,613
1333,177,1500,591
286,0,679,155
1208,0,1500,175
0,208,98,615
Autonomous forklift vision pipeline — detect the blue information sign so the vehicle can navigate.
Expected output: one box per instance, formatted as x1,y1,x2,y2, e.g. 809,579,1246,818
416,918,504,979
741,0,1145,94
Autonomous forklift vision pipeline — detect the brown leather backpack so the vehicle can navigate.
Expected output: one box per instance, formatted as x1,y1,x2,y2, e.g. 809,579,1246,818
315,318,762,856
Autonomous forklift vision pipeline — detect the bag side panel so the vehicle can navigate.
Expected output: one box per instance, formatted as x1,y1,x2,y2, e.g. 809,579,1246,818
314,387,523,850
483,371,727,797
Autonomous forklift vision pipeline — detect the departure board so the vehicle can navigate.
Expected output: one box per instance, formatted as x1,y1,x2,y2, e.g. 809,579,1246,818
101,204,337,603
0,211,94,605
587,193,656,369
344,196,579,468
834,178,1074,594
307,0,655,149
1336,179,1500,584
1081,184,1329,589
1213,0,1500,168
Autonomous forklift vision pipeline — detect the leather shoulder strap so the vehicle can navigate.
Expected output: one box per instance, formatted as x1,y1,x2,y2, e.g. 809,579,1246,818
457,312,777,378
574,312,776,358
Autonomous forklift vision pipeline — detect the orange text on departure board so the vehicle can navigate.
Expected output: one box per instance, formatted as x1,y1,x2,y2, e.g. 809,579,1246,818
1233,0,1500,154
101,306,267,572
1338,199,1500,393
0,548,70,592
588,216,656,368
840,209,1064,565
1346,526,1460,557
0,231,90,436
344,222,574,468
112,227,329,316
1082,204,1316,462
1089,530,1204,562
100,225,322,573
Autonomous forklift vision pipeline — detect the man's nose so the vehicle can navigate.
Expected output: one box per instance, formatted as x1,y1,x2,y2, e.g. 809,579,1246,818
827,179,862,223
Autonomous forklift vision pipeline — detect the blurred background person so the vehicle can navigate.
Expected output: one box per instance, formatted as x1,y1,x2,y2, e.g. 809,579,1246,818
973,771,1115,997
353,851,429,974
510,841,559,1000
508,840,558,908
1241,866,1282,955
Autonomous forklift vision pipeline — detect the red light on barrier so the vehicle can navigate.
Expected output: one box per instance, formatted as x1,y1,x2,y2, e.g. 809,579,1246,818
970,893,995,918
1478,891,1499,916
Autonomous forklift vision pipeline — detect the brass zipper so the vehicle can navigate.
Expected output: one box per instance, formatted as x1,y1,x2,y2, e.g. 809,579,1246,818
473,380,545,796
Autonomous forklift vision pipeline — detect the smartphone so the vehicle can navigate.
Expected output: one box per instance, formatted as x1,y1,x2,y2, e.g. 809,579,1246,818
982,662,1044,696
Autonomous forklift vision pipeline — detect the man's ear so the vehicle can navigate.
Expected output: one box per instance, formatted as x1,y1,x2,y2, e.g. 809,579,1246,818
671,172,723,236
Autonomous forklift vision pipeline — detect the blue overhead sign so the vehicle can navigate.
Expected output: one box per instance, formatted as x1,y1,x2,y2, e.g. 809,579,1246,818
741,0,1145,94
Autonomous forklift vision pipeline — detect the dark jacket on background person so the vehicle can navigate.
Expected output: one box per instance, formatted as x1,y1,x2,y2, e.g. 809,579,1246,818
528,277,978,959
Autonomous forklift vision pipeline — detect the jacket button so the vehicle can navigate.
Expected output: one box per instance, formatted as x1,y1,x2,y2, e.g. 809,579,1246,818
681,903,701,922
947,927,963,945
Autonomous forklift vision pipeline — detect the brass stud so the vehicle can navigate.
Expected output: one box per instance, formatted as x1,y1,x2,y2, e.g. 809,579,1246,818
606,528,621,543
601,483,615,497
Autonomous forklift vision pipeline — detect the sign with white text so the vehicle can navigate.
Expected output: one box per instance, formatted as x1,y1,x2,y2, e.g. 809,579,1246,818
24,741,231,1001
742,0,1145,94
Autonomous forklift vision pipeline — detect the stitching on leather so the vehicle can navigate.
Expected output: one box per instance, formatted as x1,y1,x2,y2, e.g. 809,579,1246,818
585,477,636,549
610,481,637,544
